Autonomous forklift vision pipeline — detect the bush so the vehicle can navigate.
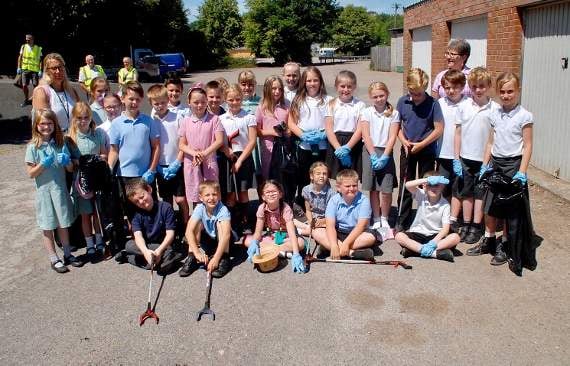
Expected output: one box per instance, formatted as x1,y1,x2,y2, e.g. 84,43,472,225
223,56,256,69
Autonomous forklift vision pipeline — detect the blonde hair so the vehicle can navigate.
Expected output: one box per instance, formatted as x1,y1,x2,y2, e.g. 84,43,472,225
468,67,492,87
309,161,328,176
261,75,285,117
225,83,244,100
406,68,429,90
147,83,168,101
336,169,359,183
368,81,394,117
215,77,229,97
199,180,221,195
89,77,110,96
40,53,76,97
290,66,327,124
68,102,95,144
496,72,520,91
30,109,65,148
238,70,256,85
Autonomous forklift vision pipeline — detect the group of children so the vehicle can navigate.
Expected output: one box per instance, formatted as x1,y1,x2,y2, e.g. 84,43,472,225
26,61,534,276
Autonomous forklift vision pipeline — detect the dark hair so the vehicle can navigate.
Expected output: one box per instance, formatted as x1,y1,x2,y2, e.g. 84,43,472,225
125,178,151,198
260,180,286,229
164,76,183,90
442,69,466,88
123,80,144,98
205,80,220,90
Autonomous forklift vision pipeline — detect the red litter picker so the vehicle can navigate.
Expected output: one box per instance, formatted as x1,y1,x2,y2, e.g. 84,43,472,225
139,262,159,326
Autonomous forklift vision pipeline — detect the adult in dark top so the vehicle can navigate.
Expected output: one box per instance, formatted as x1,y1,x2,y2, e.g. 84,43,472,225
396,68,444,231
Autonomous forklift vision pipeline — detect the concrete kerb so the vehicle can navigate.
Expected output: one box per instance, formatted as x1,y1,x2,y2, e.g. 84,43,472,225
528,165,570,204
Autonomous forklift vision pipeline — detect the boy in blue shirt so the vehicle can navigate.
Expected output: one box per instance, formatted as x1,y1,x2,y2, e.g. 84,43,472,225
312,169,381,260
108,81,161,214
115,179,184,273
396,68,444,232
179,181,233,278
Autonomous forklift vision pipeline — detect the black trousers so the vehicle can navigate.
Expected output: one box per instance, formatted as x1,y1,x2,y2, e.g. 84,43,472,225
396,146,436,229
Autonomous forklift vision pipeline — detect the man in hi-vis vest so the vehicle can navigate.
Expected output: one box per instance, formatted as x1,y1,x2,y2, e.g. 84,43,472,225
16,34,42,107
78,54,107,96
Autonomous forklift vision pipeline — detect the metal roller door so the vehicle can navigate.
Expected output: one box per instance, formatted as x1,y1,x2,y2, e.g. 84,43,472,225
521,1,570,181
451,16,488,68
411,26,432,90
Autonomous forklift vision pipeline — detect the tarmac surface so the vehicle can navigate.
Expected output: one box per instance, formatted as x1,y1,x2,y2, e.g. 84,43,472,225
0,62,569,365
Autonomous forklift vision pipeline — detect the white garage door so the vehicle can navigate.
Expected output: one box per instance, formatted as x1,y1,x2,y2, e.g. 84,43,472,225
412,26,432,90
451,16,488,69
521,2,570,181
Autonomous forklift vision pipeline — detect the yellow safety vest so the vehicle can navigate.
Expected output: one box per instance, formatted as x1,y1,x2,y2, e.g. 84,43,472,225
118,67,136,84
21,45,42,72
81,65,105,87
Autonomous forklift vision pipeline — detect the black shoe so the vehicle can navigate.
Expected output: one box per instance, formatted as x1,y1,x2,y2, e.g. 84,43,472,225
315,245,328,259
464,226,483,245
179,254,200,277
114,250,127,264
451,221,462,234
292,203,305,220
490,242,507,266
459,224,469,242
64,254,85,267
51,259,69,273
351,248,374,261
466,236,496,256
212,255,231,278
436,249,455,262
400,247,414,258
87,247,98,263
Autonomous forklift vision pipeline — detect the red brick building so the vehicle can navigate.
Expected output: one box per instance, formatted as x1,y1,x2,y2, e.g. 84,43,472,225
403,0,570,181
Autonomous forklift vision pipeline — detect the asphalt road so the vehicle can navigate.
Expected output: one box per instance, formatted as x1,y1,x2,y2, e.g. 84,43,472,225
0,62,568,365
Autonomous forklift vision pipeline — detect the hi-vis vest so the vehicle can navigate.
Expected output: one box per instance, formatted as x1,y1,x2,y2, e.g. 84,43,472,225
80,65,105,87
118,67,136,84
21,45,42,72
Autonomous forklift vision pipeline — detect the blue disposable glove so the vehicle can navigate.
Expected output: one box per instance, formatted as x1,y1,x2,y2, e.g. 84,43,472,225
420,240,437,258
339,154,352,167
512,171,527,185
479,164,491,179
291,253,305,273
56,145,71,166
378,154,390,170
300,131,316,144
453,159,463,177
17,68,22,75
427,175,449,186
370,153,381,170
314,130,327,141
142,170,156,184
247,239,260,262
334,145,351,158
40,151,55,168
168,160,182,174
38,71,43,78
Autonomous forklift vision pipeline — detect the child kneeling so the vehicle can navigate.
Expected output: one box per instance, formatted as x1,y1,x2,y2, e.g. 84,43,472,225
312,169,381,260
395,171,460,261
116,179,184,273
179,181,233,278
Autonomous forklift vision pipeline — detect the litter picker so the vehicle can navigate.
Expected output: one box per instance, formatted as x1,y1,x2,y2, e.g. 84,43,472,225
196,271,215,321
305,254,413,270
139,262,159,326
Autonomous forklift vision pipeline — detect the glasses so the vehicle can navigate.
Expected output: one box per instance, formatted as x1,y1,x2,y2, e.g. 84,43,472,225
263,190,280,196
105,104,121,110
47,65,64,72
444,51,462,58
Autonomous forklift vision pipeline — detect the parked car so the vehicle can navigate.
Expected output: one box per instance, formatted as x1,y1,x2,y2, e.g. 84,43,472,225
156,53,188,77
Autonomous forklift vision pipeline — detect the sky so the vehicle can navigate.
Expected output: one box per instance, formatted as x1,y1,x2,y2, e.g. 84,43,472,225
182,0,417,21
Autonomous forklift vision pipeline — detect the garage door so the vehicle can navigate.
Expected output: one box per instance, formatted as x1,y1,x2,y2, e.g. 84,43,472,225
411,26,432,90
521,1,570,181
451,16,488,68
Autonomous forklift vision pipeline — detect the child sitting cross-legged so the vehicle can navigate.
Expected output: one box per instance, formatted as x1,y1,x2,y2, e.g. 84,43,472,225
179,180,233,278
312,169,381,260
395,171,460,261
115,179,184,273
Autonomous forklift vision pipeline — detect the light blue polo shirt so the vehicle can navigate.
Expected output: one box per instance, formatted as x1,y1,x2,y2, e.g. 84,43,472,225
109,113,160,177
325,191,372,233
190,201,231,238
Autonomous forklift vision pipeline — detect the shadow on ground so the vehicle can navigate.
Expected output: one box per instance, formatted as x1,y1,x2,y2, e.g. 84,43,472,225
0,117,31,145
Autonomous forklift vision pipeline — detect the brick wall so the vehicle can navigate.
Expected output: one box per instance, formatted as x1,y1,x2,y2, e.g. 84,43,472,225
403,0,538,91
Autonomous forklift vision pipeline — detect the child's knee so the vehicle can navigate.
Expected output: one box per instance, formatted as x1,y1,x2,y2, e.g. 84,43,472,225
395,232,408,244
446,233,460,245
355,232,377,247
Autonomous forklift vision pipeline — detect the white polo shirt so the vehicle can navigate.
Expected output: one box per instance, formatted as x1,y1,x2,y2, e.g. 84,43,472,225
437,96,469,160
409,188,450,236
284,87,297,105
457,98,498,161
297,95,332,151
219,109,257,152
490,105,533,158
153,110,181,165
325,96,366,133
360,106,400,148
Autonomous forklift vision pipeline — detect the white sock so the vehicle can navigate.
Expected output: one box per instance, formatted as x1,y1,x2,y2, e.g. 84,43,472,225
85,236,95,249
484,231,495,238
49,254,60,264
380,216,390,227
450,216,458,223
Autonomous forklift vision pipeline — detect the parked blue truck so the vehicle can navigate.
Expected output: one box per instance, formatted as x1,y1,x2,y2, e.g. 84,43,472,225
156,53,188,77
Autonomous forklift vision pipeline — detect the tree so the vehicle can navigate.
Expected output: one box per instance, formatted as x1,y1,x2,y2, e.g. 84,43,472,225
197,0,243,60
372,12,403,45
244,0,340,65
332,5,375,55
